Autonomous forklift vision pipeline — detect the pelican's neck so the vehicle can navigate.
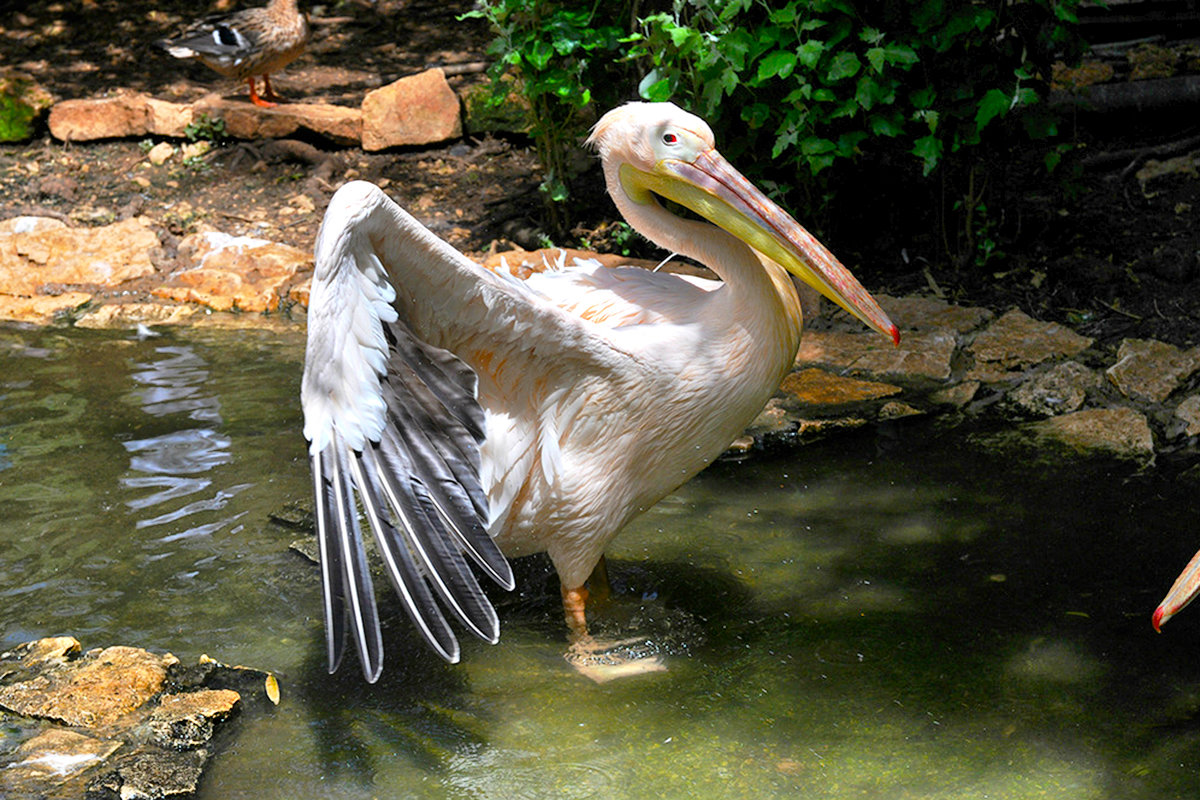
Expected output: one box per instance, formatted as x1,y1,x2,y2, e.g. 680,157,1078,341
611,183,804,363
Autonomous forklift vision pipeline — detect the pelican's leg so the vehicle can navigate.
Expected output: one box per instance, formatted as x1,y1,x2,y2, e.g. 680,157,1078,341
562,565,666,682
587,555,612,604
561,583,590,640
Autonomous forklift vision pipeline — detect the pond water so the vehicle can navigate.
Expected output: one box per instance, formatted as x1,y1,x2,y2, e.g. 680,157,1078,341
2,324,1200,799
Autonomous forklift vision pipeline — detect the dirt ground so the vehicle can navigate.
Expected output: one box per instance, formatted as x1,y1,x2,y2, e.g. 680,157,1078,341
2,0,1199,351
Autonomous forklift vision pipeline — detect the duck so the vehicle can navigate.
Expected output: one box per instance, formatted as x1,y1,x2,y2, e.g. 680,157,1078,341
156,0,309,108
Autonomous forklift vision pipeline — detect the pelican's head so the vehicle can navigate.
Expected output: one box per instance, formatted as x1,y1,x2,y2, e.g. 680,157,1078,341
588,102,898,344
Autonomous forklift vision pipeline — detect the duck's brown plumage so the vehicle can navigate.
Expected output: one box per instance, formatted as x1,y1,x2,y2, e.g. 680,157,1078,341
156,0,309,107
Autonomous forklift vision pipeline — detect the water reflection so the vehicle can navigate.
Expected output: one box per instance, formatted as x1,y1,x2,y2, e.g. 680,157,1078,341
120,345,247,542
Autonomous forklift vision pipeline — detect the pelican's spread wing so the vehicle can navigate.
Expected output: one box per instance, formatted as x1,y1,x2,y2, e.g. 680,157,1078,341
302,182,622,679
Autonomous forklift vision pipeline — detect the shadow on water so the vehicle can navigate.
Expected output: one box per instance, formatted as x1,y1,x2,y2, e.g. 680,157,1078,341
4,325,1200,799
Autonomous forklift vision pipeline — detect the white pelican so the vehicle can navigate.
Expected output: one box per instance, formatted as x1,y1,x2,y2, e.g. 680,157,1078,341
302,101,899,681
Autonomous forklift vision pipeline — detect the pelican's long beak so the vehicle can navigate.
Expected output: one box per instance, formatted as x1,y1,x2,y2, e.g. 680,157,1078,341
620,150,899,344
1153,548,1200,631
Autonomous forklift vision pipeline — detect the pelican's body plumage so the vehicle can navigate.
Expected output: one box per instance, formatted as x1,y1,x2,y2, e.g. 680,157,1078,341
302,102,897,680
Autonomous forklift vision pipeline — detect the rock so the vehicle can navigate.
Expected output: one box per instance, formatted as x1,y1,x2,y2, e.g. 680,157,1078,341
0,215,160,294
2,729,121,797
779,367,902,409
148,690,241,750
47,92,361,144
1174,395,1200,438
0,638,276,800
48,91,156,141
1106,338,1200,403
87,746,209,800
1024,407,1155,459
878,294,993,334
1005,361,1099,418
75,302,201,329
795,329,957,382
0,70,55,142
362,68,462,151
152,231,311,313
0,645,177,728
0,291,92,323
147,141,176,165
930,380,980,407
193,97,362,145
878,400,924,420
967,308,1093,381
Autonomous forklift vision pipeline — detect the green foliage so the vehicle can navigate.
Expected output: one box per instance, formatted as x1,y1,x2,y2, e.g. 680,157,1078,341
0,95,38,142
183,113,228,144
469,0,1086,267
461,1,632,235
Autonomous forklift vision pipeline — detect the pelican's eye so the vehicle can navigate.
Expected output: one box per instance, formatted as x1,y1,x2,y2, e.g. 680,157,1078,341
661,131,679,145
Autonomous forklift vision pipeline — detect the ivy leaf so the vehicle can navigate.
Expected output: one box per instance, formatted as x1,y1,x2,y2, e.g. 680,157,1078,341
911,134,944,175
797,40,825,69
826,52,862,82
974,88,1011,131
757,50,798,82
867,47,886,74
638,69,674,101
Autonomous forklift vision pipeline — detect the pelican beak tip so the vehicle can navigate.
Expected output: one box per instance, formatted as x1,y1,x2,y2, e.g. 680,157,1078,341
1152,605,1166,633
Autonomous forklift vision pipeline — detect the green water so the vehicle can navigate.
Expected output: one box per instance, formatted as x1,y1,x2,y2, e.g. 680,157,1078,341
2,324,1199,799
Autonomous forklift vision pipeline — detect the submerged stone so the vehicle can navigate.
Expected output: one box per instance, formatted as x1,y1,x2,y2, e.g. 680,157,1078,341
1024,407,1155,459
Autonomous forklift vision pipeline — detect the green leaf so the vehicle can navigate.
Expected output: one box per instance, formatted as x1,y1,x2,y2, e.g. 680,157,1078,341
974,88,1010,131
638,70,674,101
826,52,862,82
757,50,798,82
866,47,886,74
911,134,944,175
797,40,825,69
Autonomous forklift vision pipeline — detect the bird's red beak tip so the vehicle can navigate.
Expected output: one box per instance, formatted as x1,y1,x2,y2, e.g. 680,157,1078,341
1152,605,1165,633
889,325,901,347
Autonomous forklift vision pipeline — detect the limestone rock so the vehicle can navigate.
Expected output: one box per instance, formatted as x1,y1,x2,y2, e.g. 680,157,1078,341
0,291,92,323
1006,361,1099,418
1106,338,1200,403
362,68,462,151
1174,395,1200,438
147,141,175,165
1024,407,1155,459
148,690,241,751
967,308,1093,381
87,746,209,800
194,97,362,145
152,231,311,313
930,380,980,408
2,729,121,797
779,367,902,409
75,302,201,329
48,91,155,141
0,215,159,293
47,91,362,144
878,294,993,334
0,645,178,728
795,329,957,382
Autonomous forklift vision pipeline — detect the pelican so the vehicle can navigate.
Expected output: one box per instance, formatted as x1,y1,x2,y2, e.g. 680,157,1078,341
1153,549,1200,631
302,101,899,682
